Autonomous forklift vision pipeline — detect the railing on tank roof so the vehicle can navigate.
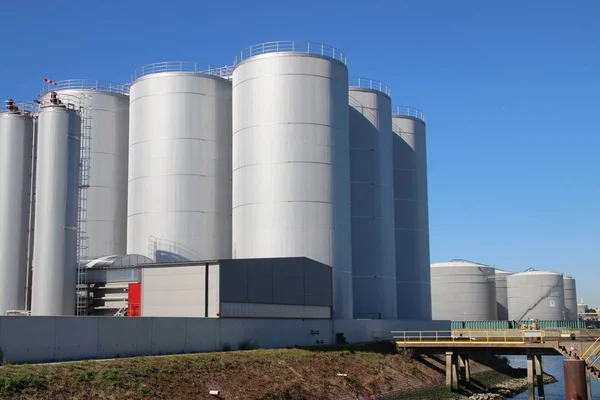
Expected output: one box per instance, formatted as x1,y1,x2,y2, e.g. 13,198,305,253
392,105,425,122
234,41,347,65
40,79,130,96
1,100,38,114
349,77,391,97
132,62,233,81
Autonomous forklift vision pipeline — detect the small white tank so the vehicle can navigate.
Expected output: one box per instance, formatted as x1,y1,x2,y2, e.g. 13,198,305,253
431,259,497,321
507,270,565,321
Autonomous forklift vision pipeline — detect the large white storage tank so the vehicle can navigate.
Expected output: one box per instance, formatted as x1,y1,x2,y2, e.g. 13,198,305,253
127,62,232,262
349,78,396,320
431,259,497,321
231,41,353,319
42,80,129,257
31,94,81,315
507,270,565,321
392,106,431,320
0,101,35,314
494,269,512,320
563,276,578,320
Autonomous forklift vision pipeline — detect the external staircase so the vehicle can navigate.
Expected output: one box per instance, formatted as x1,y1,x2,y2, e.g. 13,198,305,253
554,336,600,382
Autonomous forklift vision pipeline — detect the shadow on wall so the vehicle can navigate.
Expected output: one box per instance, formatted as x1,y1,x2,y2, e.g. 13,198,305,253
148,236,201,262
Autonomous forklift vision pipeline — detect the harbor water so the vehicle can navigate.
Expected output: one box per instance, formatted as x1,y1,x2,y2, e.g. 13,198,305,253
506,355,600,399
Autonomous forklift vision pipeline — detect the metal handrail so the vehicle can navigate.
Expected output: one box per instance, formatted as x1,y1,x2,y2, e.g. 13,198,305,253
349,77,391,97
132,62,233,82
582,335,600,362
1,100,38,114
234,41,346,65
40,79,129,96
392,330,546,345
392,106,425,122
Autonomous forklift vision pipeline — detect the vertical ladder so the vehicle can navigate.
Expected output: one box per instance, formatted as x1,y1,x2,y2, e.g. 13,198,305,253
76,106,91,316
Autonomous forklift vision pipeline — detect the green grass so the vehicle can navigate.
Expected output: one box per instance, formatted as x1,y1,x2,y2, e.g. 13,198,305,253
0,343,536,400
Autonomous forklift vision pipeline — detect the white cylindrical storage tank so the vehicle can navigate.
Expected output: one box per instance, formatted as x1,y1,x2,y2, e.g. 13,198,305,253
128,62,232,262
563,276,578,320
507,270,565,321
0,101,35,314
232,41,353,319
431,259,497,321
349,78,396,320
392,106,431,320
31,98,81,315
42,80,130,257
494,269,512,320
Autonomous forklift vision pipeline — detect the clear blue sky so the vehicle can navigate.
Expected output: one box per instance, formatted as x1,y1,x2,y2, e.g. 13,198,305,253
1,1,598,306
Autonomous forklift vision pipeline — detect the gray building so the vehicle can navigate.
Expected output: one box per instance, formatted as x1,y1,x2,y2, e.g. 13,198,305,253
81,257,332,319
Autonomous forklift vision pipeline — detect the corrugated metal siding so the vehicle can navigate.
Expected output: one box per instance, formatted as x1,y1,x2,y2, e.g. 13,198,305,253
219,258,332,307
219,302,331,319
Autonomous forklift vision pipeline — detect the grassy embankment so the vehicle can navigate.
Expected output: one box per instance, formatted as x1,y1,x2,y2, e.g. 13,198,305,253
0,342,549,399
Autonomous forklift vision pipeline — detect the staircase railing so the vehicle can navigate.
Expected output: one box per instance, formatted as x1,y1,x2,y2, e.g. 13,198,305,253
582,336,600,365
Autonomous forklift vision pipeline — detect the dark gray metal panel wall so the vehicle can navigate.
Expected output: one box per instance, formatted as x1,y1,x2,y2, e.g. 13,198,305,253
219,258,332,307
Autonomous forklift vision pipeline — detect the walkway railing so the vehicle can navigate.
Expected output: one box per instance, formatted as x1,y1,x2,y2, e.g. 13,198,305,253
393,330,546,345
132,62,233,82
582,335,600,365
234,41,346,65
1,100,38,114
40,79,129,96
349,77,391,97
393,106,425,122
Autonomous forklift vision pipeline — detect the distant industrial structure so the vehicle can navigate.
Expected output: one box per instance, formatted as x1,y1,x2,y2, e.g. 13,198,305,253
431,259,580,323
0,41,431,322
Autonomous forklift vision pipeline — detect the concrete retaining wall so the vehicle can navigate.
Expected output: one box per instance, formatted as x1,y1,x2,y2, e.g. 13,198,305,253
0,316,449,364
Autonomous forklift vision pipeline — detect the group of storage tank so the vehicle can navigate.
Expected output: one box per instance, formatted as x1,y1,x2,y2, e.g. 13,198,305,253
431,260,578,321
0,41,432,319
0,82,130,316
125,43,432,320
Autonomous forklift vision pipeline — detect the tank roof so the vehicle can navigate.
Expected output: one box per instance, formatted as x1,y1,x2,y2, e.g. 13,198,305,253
233,41,346,66
494,269,513,275
511,270,562,276
1,100,37,115
79,254,154,269
131,62,232,83
40,79,129,96
392,106,425,122
349,77,390,97
431,259,493,268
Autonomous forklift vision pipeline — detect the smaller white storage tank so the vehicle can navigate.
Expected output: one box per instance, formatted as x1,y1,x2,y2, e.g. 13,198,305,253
494,269,512,320
0,100,36,314
431,259,497,321
31,94,82,316
563,276,577,320
507,270,565,321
